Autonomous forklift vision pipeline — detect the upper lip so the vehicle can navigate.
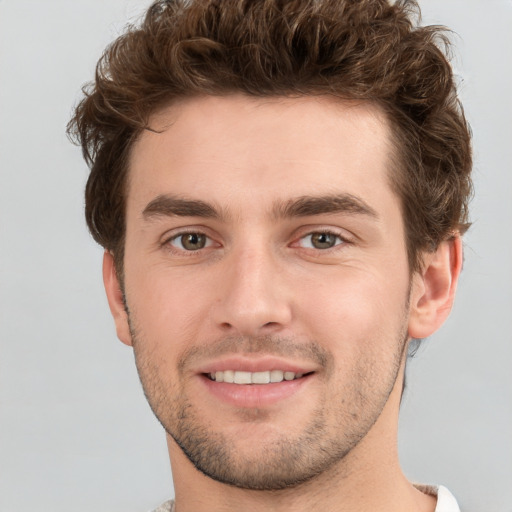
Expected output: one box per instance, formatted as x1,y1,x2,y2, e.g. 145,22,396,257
196,355,317,375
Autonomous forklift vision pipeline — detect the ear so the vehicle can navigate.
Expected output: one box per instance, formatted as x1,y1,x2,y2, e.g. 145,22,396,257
408,235,463,339
102,251,133,346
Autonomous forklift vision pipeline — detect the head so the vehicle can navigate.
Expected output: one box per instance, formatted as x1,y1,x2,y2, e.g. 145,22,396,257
69,0,472,493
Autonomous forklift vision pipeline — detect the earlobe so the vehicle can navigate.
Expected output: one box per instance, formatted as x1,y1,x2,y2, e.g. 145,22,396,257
102,251,133,346
408,235,463,339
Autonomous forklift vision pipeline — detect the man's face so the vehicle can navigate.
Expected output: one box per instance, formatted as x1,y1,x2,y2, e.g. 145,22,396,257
119,95,414,489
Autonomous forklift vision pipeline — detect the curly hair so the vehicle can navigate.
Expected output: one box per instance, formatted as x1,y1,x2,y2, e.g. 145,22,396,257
68,0,472,274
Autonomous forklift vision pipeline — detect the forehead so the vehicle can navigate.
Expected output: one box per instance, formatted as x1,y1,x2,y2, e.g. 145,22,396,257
127,95,395,217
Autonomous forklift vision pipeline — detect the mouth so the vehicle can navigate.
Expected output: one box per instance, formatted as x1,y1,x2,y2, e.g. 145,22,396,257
197,358,316,408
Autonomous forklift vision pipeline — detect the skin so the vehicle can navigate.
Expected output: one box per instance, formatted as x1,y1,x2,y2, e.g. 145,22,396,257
103,95,462,512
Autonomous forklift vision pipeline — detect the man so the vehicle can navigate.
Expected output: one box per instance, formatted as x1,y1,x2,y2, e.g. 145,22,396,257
68,0,472,510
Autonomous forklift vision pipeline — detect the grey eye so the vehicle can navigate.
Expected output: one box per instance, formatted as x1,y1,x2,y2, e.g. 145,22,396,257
301,232,342,249
310,233,337,249
173,233,208,250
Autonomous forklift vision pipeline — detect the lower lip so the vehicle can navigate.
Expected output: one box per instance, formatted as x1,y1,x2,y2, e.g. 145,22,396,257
199,374,312,408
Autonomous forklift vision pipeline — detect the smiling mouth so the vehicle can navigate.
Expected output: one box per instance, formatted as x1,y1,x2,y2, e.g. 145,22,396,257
207,370,312,384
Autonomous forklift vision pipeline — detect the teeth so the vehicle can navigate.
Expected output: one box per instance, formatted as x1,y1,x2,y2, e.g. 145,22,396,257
270,370,284,383
209,370,304,384
234,371,252,384
252,371,270,384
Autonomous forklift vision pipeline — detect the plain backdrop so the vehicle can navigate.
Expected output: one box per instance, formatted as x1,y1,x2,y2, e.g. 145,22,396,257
1,1,511,511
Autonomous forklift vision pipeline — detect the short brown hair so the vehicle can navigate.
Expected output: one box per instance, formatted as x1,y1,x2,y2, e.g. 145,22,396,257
68,0,472,273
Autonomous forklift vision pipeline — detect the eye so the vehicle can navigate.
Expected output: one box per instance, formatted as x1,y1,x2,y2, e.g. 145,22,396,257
169,232,211,251
299,232,344,250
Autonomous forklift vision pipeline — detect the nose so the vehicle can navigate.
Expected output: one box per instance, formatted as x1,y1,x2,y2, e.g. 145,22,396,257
211,244,293,337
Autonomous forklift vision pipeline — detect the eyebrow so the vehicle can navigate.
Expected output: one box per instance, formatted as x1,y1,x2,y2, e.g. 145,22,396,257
141,193,378,222
142,195,222,220
273,194,378,220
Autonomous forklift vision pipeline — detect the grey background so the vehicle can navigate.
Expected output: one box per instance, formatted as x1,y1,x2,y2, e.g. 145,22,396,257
0,1,511,511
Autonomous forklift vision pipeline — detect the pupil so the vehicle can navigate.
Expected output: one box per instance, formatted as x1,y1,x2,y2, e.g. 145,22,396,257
312,233,335,249
182,233,205,250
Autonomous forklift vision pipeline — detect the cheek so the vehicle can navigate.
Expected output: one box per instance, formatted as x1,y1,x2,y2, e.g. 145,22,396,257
297,267,409,356
125,265,213,348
